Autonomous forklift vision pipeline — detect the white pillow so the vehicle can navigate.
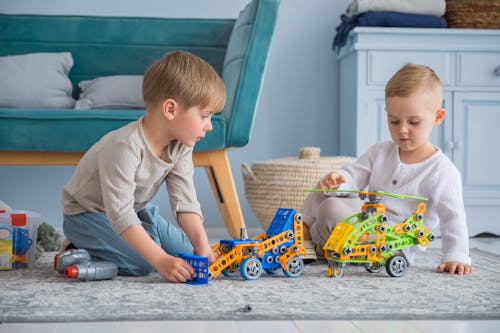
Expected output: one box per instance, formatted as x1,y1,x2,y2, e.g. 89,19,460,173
0,52,75,108
74,75,145,109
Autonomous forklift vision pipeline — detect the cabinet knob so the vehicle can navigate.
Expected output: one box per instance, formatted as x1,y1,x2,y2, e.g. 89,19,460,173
495,66,500,76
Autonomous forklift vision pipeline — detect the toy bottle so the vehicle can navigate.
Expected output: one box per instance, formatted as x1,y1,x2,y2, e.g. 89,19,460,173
64,261,118,281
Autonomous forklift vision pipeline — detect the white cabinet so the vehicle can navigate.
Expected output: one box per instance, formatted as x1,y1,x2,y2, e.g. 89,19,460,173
338,27,500,236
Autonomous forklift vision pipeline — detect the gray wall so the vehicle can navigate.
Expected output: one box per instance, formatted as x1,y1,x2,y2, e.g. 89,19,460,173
0,0,351,232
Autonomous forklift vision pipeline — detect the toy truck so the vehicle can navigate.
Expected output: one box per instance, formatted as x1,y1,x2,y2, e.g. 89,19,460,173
209,208,307,280
307,189,435,278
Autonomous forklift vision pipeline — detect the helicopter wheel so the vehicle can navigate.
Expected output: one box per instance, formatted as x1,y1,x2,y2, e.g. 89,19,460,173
386,255,408,277
326,263,343,278
365,262,384,273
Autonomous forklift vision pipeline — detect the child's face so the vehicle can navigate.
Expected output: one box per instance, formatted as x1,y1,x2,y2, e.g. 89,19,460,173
173,105,215,147
385,88,442,155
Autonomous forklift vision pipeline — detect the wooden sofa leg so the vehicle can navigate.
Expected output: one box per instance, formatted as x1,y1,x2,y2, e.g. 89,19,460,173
193,149,245,238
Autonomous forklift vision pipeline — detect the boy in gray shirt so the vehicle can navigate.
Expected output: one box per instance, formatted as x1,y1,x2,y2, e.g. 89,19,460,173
62,51,225,282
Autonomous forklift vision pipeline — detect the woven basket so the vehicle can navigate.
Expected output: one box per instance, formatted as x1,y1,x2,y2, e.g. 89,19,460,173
444,0,500,29
242,147,356,230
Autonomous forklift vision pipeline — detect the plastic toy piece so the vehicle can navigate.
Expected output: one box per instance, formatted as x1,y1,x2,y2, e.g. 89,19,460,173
174,253,209,285
305,189,434,278
54,248,118,281
64,261,118,281
54,248,91,274
209,208,307,280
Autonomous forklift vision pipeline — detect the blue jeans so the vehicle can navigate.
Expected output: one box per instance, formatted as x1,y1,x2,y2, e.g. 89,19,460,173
63,204,193,276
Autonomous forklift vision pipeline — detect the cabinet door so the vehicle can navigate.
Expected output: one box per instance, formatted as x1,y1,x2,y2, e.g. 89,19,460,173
453,92,500,235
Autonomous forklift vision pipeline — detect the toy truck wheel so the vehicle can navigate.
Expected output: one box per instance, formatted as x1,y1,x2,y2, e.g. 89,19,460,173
386,255,408,277
283,257,304,278
222,267,239,278
265,268,280,275
240,258,263,280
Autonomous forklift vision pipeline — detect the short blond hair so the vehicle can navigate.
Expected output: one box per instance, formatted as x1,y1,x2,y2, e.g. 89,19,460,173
142,51,226,112
385,63,442,100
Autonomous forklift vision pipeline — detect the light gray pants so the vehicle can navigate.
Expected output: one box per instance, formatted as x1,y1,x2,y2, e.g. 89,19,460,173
300,192,363,249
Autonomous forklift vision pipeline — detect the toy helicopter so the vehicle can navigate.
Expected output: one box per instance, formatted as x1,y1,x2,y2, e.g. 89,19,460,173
304,189,435,278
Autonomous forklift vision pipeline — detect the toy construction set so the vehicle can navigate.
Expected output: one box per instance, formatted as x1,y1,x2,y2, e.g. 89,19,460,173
0,210,41,270
2,189,434,285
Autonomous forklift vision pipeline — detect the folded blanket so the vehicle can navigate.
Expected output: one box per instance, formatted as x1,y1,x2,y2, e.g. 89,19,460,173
346,0,446,17
333,11,447,52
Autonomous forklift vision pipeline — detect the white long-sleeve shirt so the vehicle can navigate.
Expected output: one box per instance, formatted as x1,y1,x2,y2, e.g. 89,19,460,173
62,117,202,234
332,141,471,265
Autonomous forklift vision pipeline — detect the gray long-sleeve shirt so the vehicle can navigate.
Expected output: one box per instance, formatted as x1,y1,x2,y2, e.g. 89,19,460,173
62,117,202,234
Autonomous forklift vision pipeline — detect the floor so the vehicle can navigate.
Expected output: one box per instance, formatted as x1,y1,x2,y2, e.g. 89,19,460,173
1,229,499,333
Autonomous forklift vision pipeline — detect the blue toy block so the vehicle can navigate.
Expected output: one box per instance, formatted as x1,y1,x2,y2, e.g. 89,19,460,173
175,253,209,285
266,208,297,237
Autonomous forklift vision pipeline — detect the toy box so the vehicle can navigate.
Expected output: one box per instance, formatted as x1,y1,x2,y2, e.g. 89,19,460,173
0,210,42,270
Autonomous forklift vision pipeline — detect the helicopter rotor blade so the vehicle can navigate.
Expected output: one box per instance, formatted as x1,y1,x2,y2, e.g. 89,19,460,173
304,189,428,201
304,189,361,194
375,191,428,201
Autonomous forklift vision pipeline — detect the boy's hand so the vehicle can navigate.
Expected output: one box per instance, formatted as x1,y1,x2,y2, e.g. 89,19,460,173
157,255,196,283
194,244,216,264
319,172,346,190
437,262,473,275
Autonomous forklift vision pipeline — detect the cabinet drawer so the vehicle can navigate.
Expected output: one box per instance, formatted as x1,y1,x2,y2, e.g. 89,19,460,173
458,52,500,87
367,51,452,86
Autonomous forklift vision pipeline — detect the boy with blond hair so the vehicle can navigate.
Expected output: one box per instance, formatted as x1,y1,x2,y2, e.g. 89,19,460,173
62,51,225,282
302,63,473,275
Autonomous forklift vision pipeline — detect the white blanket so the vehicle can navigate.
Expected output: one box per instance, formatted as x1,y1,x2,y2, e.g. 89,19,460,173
346,0,446,17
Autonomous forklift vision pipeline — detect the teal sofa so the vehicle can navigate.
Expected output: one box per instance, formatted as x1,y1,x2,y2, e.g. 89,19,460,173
0,0,280,238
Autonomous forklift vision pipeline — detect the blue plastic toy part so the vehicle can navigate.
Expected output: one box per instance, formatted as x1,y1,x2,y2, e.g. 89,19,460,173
175,253,209,285
266,208,296,237
12,227,32,256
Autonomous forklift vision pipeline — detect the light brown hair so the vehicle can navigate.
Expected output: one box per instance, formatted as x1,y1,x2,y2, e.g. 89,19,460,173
142,51,226,112
385,63,442,101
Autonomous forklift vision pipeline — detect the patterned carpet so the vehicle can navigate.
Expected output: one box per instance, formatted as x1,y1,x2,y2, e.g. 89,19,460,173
1,248,499,322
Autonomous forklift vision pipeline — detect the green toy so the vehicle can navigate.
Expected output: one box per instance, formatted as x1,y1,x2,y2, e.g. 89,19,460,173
304,189,434,278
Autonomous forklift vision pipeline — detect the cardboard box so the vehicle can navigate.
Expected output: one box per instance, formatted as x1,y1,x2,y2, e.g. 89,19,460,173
0,210,42,270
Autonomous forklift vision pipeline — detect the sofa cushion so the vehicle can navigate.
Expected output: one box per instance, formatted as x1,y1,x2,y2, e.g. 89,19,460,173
221,0,279,147
74,75,145,109
0,52,75,109
0,109,226,152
